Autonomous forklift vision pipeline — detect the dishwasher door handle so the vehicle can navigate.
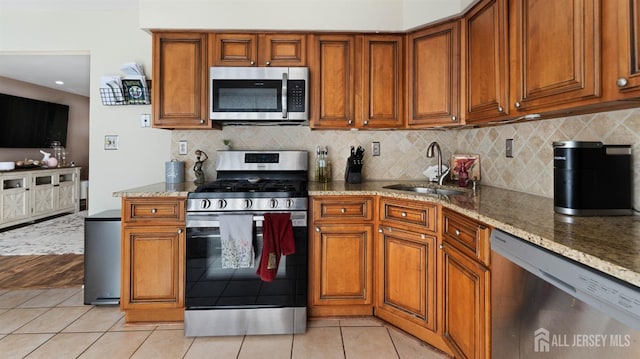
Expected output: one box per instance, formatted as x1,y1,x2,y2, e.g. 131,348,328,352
539,269,576,295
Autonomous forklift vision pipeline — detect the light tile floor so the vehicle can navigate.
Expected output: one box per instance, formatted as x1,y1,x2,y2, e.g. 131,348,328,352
0,287,450,359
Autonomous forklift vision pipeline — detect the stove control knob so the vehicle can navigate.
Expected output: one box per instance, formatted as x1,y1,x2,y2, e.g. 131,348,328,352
285,199,294,208
244,199,253,209
217,200,227,209
201,199,211,209
269,199,278,208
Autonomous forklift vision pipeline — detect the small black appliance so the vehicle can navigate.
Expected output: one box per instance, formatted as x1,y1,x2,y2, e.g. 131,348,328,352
553,141,632,216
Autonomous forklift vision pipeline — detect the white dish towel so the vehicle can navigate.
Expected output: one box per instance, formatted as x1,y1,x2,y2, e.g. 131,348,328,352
219,214,255,268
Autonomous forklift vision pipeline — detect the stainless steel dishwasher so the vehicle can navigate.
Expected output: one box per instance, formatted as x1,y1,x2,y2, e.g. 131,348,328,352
491,229,640,358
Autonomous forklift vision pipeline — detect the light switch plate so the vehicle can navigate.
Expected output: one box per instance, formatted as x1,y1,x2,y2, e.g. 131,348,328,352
372,141,381,156
506,139,514,158
178,140,188,155
140,114,151,128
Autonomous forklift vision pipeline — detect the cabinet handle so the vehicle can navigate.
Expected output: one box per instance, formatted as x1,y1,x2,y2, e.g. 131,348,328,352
378,228,383,233
514,101,521,109
341,208,346,214
177,228,183,234
497,105,504,113
315,227,320,232
421,234,426,239
617,78,629,88
199,119,204,124
401,212,407,217
265,60,271,66
455,229,461,236
151,208,157,214
347,120,353,125
363,120,369,125
439,244,444,249
250,60,255,65
451,115,457,122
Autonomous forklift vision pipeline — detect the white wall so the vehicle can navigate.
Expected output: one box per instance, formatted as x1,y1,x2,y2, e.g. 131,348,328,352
0,0,171,214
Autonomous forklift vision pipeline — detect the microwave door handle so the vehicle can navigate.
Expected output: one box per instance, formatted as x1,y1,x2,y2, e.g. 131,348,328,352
282,72,288,118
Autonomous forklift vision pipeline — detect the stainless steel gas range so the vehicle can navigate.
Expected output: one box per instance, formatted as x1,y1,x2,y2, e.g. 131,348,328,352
184,150,308,337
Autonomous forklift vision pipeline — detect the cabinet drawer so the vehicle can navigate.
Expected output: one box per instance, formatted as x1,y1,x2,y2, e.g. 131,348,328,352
123,198,185,223
312,196,374,222
442,209,490,265
379,197,437,232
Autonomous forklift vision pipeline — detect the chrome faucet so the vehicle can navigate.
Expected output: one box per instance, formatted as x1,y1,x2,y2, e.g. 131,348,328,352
426,141,450,185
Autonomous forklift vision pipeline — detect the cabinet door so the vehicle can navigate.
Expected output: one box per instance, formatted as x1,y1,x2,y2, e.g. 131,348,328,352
510,0,601,111
407,21,461,128
616,0,640,96
464,0,510,123
32,174,55,217
210,33,258,66
309,35,357,129
55,171,77,211
1,175,29,223
260,33,307,67
121,226,185,310
152,32,211,129
358,35,404,128
376,226,437,331
311,223,373,306
442,242,490,359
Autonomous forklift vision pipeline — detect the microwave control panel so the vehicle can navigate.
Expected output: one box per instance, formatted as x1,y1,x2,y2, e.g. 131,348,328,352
288,80,306,112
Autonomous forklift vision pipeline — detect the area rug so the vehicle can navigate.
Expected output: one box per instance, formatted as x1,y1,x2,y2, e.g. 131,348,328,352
0,211,87,255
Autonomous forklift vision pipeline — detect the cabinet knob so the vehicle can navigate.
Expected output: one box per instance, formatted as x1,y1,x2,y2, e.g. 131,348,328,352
315,227,320,232
439,244,444,249
455,229,461,236
341,208,346,214
401,212,407,217
265,60,271,66
177,228,183,234
617,78,629,88
363,120,369,125
347,120,353,125
199,119,204,124
497,106,504,113
250,60,255,65
514,101,521,109
151,208,157,214
451,115,457,122
378,228,383,233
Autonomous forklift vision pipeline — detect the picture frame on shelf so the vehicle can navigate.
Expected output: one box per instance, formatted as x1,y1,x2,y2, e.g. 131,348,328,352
450,154,480,181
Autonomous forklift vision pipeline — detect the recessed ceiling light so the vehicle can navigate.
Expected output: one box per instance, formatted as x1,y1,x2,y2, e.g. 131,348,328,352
55,80,64,85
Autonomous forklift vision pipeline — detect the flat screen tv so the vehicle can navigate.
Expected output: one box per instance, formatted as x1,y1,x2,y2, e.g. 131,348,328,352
0,93,69,148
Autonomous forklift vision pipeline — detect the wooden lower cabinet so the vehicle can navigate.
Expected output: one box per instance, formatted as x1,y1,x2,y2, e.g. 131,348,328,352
310,223,374,315
442,242,490,359
121,197,186,323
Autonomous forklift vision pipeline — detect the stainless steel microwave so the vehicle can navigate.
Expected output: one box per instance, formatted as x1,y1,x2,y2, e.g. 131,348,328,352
209,66,309,125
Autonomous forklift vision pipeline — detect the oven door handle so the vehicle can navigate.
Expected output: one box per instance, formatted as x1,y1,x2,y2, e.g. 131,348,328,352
186,212,307,228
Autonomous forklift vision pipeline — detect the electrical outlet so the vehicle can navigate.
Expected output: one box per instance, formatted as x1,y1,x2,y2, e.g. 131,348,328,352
140,114,151,128
372,141,381,156
506,139,514,158
178,140,188,155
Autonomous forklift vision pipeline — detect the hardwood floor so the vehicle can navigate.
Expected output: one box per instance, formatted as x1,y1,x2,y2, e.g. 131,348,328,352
0,254,83,289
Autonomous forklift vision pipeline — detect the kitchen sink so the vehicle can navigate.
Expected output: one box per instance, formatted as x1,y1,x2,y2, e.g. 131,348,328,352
383,184,467,196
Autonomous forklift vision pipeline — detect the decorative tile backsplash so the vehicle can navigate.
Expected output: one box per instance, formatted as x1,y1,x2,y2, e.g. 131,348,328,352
171,108,640,209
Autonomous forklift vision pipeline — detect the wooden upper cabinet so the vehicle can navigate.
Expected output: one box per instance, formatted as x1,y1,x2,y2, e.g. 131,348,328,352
407,21,461,128
152,32,212,129
464,0,510,124
510,0,601,112
616,0,640,96
210,33,306,67
358,35,405,128
309,34,357,128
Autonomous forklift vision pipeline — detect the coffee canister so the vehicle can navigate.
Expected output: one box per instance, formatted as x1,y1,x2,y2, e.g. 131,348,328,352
165,160,185,183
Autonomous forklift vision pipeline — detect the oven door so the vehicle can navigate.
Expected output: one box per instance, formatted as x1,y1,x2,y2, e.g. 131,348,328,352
185,211,308,310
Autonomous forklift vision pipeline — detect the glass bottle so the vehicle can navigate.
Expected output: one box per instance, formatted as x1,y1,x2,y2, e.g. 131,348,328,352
50,141,66,167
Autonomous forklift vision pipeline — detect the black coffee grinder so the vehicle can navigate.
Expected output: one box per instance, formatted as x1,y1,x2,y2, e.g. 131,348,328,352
553,141,632,216
345,145,364,184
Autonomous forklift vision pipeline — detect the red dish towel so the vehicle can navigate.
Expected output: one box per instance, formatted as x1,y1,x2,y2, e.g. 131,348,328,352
256,213,295,282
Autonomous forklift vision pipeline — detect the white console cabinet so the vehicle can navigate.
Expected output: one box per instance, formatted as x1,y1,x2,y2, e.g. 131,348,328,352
1,167,81,229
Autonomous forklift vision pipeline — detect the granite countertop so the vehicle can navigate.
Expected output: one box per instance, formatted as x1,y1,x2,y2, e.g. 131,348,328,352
114,180,640,288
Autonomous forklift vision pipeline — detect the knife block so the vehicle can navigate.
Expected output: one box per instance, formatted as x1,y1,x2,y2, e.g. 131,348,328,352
344,159,363,184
